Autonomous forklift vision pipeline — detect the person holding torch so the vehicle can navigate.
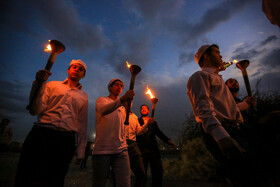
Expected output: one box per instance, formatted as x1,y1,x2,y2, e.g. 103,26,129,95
15,59,88,187
137,104,176,187
187,44,262,186
92,78,135,187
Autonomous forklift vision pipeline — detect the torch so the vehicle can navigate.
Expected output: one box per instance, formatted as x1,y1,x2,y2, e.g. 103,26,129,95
236,60,252,96
124,61,141,125
145,86,158,118
27,40,65,110
236,60,257,111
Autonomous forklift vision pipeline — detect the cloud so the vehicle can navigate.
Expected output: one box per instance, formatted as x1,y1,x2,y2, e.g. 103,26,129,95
124,0,184,20
259,48,280,68
261,35,279,46
231,35,280,68
1,0,108,53
159,0,257,65
104,31,152,76
0,0,35,35
0,80,30,114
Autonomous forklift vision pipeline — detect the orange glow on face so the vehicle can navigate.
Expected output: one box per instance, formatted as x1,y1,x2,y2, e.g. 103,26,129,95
233,59,238,63
145,85,155,99
126,61,131,68
44,44,52,52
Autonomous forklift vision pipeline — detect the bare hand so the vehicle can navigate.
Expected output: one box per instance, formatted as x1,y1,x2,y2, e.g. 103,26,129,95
245,96,256,107
120,90,135,103
36,69,52,82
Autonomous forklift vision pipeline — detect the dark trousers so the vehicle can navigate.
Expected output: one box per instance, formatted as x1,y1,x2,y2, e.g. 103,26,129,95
201,125,267,187
142,151,163,187
127,141,146,187
15,125,76,187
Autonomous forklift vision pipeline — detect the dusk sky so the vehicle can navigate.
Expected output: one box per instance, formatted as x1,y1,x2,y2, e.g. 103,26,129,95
1,0,279,143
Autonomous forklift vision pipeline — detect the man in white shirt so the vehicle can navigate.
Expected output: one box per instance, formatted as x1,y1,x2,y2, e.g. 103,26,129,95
187,44,259,186
92,78,134,187
15,59,88,187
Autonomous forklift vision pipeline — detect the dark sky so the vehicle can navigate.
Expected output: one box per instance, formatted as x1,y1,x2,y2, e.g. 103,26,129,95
0,0,279,142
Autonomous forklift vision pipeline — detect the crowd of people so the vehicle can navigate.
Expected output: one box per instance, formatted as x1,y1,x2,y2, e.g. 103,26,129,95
3,43,277,187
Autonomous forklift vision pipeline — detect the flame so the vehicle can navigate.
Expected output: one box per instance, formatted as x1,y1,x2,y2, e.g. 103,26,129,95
126,61,131,68
44,44,52,52
145,85,155,99
232,59,238,63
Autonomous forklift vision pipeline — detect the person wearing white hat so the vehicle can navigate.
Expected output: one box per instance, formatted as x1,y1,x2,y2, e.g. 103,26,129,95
15,59,88,187
92,78,135,187
186,44,261,186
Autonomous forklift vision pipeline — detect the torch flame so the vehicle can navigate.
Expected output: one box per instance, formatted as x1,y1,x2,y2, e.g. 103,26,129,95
44,44,52,52
126,61,131,68
145,85,155,99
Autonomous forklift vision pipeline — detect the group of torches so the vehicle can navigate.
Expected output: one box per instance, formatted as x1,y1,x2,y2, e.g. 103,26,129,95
28,40,254,123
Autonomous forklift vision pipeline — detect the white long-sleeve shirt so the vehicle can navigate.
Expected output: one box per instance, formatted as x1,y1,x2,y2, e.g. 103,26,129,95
125,112,149,141
187,67,243,142
93,96,127,154
31,79,88,158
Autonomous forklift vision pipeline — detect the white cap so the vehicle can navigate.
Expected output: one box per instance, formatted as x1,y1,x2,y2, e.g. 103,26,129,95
70,59,87,71
108,78,123,90
194,44,212,64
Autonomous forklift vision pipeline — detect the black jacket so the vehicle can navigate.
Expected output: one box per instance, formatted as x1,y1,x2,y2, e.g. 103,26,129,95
136,117,170,155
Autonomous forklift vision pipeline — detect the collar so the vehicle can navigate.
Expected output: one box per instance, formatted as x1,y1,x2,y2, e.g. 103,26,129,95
63,78,82,89
202,67,220,74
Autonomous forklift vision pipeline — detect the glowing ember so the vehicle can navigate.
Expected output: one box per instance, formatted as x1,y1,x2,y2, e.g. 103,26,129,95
44,44,52,52
145,86,155,99
126,61,131,68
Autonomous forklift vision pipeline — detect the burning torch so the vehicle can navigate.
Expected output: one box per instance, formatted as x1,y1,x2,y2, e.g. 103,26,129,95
124,61,141,125
219,60,238,71
27,40,65,110
145,86,158,118
236,60,257,111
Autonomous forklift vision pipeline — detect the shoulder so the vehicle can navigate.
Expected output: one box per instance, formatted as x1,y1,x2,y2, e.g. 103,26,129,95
96,96,108,103
189,71,206,79
78,90,88,97
46,81,62,86
187,71,207,86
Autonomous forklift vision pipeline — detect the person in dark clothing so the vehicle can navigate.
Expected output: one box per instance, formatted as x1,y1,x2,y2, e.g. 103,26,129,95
225,78,256,112
137,104,176,187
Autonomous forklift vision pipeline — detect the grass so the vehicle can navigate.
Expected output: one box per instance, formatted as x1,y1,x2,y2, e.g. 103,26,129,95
0,151,228,187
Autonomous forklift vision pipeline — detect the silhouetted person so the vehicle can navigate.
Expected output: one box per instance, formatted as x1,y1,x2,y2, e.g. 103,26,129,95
225,78,256,112
125,102,151,187
15,59,88,187
137,104,176,187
